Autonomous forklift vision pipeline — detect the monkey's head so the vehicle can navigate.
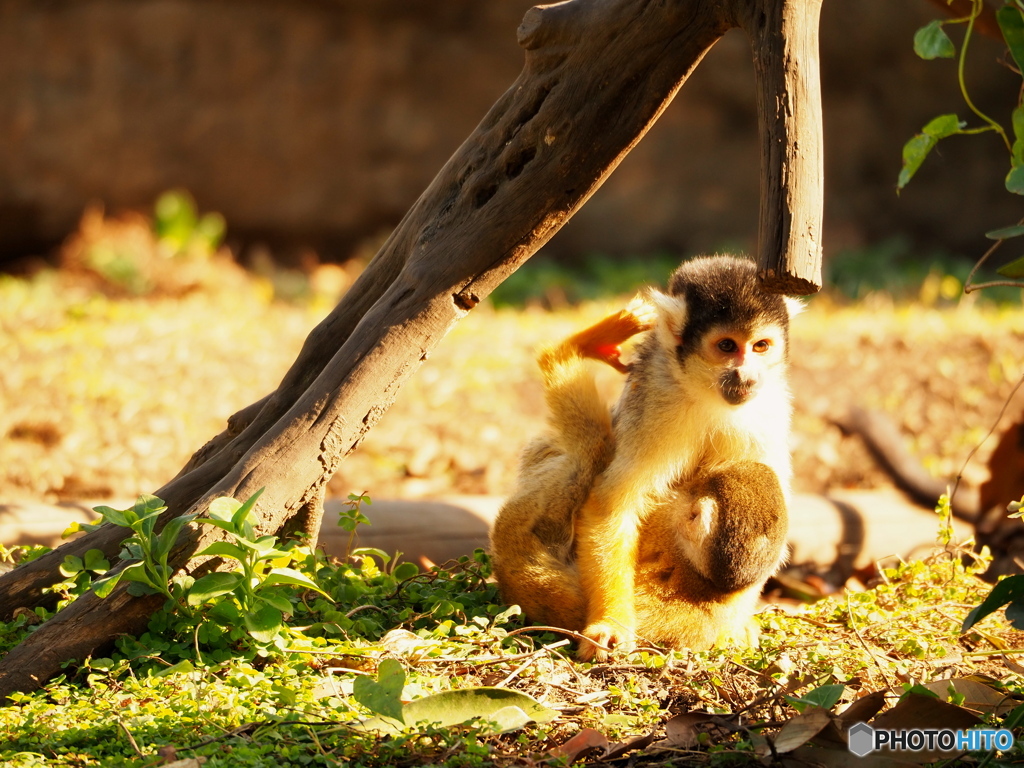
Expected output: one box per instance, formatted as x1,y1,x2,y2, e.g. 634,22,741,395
647,255,800,407
678,461,788,593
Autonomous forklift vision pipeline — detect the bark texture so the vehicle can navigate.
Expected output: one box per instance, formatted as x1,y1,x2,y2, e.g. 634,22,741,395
0,0,824,699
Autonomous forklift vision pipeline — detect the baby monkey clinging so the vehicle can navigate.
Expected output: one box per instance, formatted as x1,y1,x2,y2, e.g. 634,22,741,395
492,255,797,659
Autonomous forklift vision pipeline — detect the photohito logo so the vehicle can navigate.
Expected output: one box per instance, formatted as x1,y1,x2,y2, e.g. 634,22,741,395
848,722,1014,757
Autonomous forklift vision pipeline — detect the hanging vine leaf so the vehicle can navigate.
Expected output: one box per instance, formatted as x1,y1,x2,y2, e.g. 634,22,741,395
985,224,1024,240
997,255,1024,278
999,4,1024,73
1006,165,1024,194
898,114,965,190
914,20,956,59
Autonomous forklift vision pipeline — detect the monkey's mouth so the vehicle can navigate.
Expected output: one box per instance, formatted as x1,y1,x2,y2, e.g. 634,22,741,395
720,374,759,405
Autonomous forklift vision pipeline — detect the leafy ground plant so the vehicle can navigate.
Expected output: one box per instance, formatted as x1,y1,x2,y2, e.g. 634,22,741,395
188,489,331,647
65,495,191,603
2,492,1024,767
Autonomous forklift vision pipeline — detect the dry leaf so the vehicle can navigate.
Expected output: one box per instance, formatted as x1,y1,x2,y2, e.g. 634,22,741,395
872,692,980,733
161,759,207,768
871,693,980,764
773,707,833,754
549,728,608,763
922,676,1018,717
837,689,888,726
662,711,716,749
784,745,920,767
603,729,657,760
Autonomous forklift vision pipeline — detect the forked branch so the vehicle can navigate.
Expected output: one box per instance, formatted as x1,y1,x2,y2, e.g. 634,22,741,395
0,0,823,699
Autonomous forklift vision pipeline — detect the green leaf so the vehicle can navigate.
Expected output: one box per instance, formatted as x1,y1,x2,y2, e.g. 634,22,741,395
914,20,956,59
1012,106,1024,166
94,505,133,528
92,572,123,598
353,659,407,724
898,134,939,190
194,517,237,535
252,535,281,554
118,561,158,589
963,574,1024,631
392,561,420,582
196,541,248,562
62,520,103,538
82,549,110,573
999,5,1024,73
897,114,964,191
126,580,159,596
232,488,265,529
785,684,845,713
187,572,243,606
207,497,241,524
59,555,84,577
985,225,1024,240
998,256,1024,278
243,603,285,643
210,600,242,625
899,684,940,702
154,659,195,678
357,687,558,735
255,591,293,614
133,494,167,521
922,113,964,138
153,514,191,563
351,547,391,566
262,567,331,598
1006,165,1024,195
120,540,144,561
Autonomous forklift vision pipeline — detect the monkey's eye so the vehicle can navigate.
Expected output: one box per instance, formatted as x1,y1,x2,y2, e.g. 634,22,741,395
717,338,738,353
752,339,771,353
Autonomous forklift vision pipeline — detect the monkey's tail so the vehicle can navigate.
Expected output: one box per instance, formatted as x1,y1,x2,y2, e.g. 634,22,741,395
832,406,979,523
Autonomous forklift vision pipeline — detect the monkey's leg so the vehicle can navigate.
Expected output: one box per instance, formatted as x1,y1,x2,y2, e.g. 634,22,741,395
573,483,647,660
497,301,656,654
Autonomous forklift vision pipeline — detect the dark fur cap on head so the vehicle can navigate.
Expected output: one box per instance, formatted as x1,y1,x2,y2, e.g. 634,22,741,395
668,255,791,349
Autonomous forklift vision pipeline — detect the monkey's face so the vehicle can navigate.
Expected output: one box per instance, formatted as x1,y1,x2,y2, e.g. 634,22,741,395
697,324,788,406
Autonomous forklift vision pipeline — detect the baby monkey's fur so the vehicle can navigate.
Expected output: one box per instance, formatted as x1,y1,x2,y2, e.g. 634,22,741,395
491,256,794,657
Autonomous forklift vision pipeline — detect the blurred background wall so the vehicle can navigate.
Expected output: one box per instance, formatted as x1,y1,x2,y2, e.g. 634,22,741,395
0,0,1019,269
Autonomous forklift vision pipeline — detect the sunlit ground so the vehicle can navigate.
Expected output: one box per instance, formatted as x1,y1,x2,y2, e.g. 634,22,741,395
3,255,1024,510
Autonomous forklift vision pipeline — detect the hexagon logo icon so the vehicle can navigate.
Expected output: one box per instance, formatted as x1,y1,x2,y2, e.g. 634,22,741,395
847,722,875,757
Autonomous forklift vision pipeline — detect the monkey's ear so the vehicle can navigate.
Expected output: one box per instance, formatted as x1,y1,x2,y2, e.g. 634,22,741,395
783,296,805,318
645,288,687,348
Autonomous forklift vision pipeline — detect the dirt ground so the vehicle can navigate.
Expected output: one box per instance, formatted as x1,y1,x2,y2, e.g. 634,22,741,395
2,265,1024,514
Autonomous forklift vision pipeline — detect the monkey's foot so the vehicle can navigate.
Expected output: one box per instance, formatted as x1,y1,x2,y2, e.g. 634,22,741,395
622,295,657,330
716,619,760,648
575,298,656,373
577,621,636,662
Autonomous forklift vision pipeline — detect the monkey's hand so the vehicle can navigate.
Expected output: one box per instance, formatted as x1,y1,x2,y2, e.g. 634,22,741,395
570,296,656,374
577,620,636,662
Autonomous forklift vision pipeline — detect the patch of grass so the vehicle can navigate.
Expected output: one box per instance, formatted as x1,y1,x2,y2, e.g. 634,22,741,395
490,252,683,307
1,497,1022,767
826,238,1023,305
489,241,1024,309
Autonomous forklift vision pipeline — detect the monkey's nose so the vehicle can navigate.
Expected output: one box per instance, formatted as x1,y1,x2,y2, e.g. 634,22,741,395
721,371,760,405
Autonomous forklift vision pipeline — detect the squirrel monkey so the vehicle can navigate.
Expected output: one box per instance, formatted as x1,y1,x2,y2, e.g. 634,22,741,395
491,255,796,659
